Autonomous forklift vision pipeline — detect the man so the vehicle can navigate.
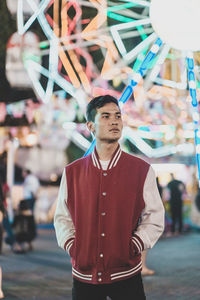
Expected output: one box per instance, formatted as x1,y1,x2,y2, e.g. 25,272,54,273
54,95,165,300
167,173,185,235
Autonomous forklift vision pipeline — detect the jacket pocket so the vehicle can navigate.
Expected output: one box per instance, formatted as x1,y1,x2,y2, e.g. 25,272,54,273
69,240,75,258
65,238,75,258
104,238,132,270
129,238,136,259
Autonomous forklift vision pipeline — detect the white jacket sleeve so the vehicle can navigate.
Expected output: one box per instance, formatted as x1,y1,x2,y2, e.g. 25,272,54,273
132,166,165,253
54,169,75,253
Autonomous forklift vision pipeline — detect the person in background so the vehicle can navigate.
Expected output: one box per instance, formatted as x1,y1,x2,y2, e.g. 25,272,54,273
156,177,163,199
22,169,40,211
141,250,155,276
0,182,4,298
54,95,165,300
0,175,16,252
12,200,36,253
195,187,200,212
0,267,4,299
21,169,40,247
0,182,5,254
167,173,185,235
141,177,163,276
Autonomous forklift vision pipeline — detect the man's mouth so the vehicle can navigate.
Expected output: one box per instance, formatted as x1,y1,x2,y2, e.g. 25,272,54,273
110,128,119,132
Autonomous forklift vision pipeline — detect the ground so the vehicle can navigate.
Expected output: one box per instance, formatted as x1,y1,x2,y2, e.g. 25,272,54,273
1,229,200,300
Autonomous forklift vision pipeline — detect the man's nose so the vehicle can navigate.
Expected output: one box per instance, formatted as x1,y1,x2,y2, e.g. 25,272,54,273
111,119,118,125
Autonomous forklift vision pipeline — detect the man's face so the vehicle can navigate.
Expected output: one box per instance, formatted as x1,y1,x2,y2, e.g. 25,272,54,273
22,170,27,178
87,102,123,143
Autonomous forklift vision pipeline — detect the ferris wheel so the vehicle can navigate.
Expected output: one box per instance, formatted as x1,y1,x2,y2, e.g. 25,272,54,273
15,0,200,181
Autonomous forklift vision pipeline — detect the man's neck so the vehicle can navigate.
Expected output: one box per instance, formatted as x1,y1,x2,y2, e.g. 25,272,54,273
96,141,119,161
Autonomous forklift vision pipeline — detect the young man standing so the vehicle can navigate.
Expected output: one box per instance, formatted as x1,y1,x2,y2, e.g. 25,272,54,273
54,95,165,300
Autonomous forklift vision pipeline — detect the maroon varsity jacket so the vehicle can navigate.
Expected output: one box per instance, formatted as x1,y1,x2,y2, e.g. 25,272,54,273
64,146,150,284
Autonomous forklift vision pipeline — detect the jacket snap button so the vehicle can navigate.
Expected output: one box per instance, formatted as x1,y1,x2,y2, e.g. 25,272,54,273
100,253,103,258
102,192,106,196
103,173,107,176
98,272,102,276
98,278,102,282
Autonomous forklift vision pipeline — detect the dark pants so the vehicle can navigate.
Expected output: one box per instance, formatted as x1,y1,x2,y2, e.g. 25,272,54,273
72,273,146,300
171,203,183,233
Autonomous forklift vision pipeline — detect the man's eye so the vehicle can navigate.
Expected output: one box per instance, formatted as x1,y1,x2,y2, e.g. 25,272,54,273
116,115,121,119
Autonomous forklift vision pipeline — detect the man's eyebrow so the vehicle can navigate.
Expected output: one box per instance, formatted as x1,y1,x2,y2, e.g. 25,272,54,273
101,111,121,115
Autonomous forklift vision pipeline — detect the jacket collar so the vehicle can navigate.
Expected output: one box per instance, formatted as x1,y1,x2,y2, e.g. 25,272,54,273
91,144,122,170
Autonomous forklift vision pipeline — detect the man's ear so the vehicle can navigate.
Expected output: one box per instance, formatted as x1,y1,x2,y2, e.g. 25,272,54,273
87,121,95,134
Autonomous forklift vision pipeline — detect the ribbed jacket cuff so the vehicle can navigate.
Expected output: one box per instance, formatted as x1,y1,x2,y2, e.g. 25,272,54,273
64,238,74,255
132,234,144,254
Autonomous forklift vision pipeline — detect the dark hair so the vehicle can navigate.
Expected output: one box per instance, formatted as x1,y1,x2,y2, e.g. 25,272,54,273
86,95,120,122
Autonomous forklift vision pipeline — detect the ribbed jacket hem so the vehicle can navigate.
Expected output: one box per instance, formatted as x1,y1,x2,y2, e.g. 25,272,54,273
72,261,142,284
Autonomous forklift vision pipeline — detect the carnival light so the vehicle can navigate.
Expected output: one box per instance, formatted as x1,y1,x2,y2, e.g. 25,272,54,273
118,37,162,103
187,53,198,107
17,0,51,36
150,0,200,51
123,127,194,158
25,132,38,147
110,18,152,56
